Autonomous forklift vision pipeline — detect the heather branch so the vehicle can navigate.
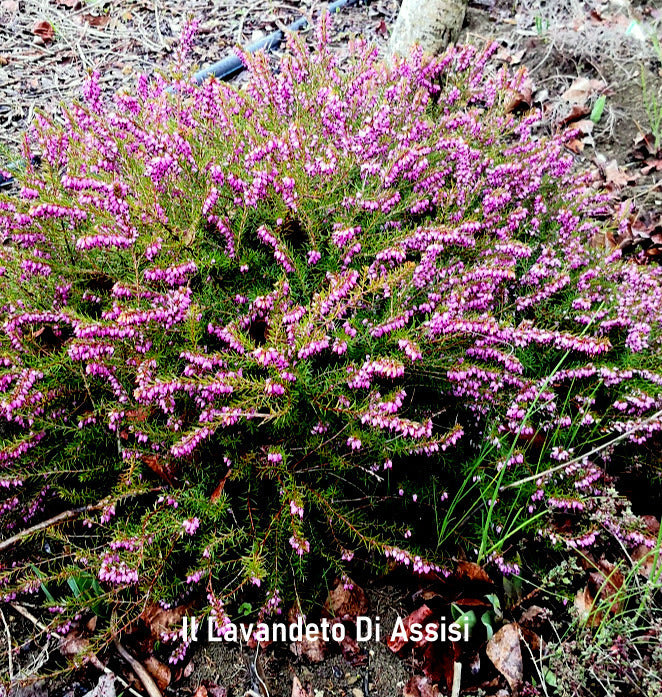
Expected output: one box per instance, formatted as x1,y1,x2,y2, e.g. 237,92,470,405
501,408,662,491
0,503,106,553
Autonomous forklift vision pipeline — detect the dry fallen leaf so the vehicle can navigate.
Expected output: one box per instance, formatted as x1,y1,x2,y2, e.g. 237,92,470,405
450,597,490,607
33,20,55,43
574,586,597,625
192,687,208,697
289,615,327,663
565,138,585,154
602,160,631,190
422,636,458,690
518,625,543,654
323,580,368,620
141,454,177,485
291,675,312,697
81,13,110,28
453,561,492,584
144,656,171,691
486,622,523,693
387,604,434,653
210,468,232,502
375,19,388,37
338,631,367,666
587,559,625,615
632,544,660,579
556,104,591,127
403,675,441,697
505,75,534,114
519,605,549,629
139,602,189,646
561,77,605,106
571,119,595,137
633,133,661,159
60,627,91,659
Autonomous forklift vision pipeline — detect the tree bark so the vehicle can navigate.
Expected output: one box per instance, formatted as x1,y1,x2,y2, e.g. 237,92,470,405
387,0,468,59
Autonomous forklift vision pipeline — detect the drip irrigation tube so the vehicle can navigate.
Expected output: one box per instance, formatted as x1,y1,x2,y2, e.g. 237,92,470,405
0,0,364,187
193,0,363,84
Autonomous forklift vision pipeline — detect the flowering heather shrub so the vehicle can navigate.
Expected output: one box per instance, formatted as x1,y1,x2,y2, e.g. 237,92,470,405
1,17,662,658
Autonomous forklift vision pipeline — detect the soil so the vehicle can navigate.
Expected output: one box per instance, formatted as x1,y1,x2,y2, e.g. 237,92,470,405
1,0,661,695
180,581,412,697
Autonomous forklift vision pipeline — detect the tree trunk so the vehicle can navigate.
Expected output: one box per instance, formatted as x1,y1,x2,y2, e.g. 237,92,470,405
387,0,468,59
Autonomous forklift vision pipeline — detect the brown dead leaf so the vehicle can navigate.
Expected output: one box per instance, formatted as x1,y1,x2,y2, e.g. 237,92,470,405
141,454,177,485
419,589,443,601
587,559,624,615
144,656,171,692
375,19,388,37
565,138,585,154
139,602,188,645
641,160,662,174
33,20,55,43
505,74,534,114
602,160,631,190
338,631,367,666
634,133,660,159
556,104,590,127
631,517,661,578
387,605,433,654
453,561,492,584
210,468,232,503
486,623,523,694
192,687,208,697
632,544,660,579
81,13,110,28
494,47,525,65
291,676,312,697
289,616,327,663
574,586,598,625
561,77,605,106
519,605,549,629
403,675,441,697
451,597,491,607
518,625,543,654
571,119,595,137
422,636,458,690
59,627,91,659
323,580,368,621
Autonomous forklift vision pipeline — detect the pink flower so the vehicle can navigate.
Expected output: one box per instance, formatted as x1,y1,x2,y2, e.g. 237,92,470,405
346,436,362,450
182,517,200,535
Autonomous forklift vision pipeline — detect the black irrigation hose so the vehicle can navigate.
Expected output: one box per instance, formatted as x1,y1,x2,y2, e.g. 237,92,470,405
0,0,365,187
193,0,363,84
